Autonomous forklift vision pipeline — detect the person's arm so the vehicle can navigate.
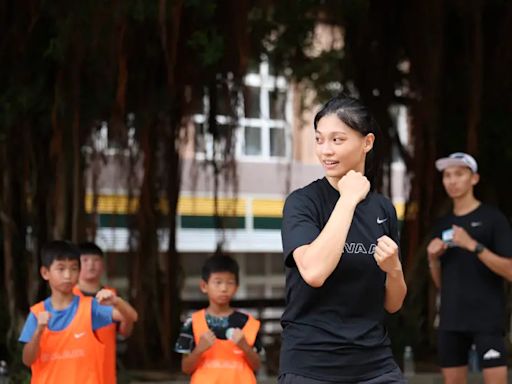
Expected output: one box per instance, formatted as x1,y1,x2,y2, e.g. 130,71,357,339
428,257,442,289
293,171,370,287
114,296,138,337
96,289,138,324
384,270,407,313
476,249,512,281
452,225,512,281
112,297,138,324
118,319,134,337
426,238,447,289
22,311,50,367
181,330,216,374
374,236,407,313
229,328,260,371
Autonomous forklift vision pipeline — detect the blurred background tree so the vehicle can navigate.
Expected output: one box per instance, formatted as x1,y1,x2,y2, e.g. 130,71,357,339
1,0,511,375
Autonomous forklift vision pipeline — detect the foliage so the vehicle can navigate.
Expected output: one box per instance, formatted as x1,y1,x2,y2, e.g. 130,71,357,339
0,0,265,371
1,0,512,374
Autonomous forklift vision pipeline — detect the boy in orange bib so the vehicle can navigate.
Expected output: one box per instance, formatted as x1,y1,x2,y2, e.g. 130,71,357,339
73,242,138,384
19,241,137,384
175,255,262,384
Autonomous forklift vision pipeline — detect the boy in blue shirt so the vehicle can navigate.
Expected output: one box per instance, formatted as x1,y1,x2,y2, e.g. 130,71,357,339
19,240,136,383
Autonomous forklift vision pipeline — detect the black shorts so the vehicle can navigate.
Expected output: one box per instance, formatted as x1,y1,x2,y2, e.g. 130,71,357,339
278,366,405,384
438,330,507,369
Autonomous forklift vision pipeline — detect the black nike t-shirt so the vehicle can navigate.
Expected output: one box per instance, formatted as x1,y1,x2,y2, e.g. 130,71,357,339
432,204,512,332
280,177,400,382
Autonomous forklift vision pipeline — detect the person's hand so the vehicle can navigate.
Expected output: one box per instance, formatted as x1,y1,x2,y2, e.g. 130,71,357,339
36,311,50,332
452,225,477,251
337,170,370,204
374,236,402,275
427,238,447,261
196,330,216,353
96,289,118,306
228,328,248,348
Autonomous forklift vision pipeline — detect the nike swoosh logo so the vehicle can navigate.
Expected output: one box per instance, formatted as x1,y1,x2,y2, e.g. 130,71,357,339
483,349,501,360
471,222,482,227
377,217,388,224
74,332,85,339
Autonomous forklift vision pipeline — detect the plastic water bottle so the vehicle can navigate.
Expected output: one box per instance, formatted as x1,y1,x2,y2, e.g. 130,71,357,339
0,360,8,384
403,345,415,377
468,344,480,372
257,348,268,380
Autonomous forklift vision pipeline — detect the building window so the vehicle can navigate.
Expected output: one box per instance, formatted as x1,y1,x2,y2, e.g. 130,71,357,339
192,60,291,162
243,126,262,156
269,127,286,157
243,86,260,118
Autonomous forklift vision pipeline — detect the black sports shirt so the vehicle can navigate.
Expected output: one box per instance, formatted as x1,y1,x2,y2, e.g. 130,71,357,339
432,204,512,332
280,177,400,382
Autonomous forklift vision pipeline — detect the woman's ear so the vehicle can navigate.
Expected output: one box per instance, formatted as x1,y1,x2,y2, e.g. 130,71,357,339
364,133,375,153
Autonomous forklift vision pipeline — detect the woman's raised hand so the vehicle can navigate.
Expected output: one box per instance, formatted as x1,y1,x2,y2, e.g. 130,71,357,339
337,170,370,204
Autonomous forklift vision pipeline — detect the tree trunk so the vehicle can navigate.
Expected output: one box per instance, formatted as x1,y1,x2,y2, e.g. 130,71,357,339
71,44,84,242
401,0,445,351
466,0,482,154
1,128,19,344
129,119,160,366
158,0,184,365
50,67,69,240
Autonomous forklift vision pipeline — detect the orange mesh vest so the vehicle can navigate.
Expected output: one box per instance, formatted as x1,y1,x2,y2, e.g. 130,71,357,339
190,309,260,384
30,296,105,384
73,285,118,384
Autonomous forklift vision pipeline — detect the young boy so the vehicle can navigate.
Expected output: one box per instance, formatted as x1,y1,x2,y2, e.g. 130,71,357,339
73,242,138,384
175,255,262,384
19,240,136,384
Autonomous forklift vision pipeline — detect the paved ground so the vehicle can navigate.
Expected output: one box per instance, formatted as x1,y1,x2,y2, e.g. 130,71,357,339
127,372,503,384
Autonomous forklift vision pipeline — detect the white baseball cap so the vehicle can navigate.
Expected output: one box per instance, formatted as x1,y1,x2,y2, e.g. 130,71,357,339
435,152,478,173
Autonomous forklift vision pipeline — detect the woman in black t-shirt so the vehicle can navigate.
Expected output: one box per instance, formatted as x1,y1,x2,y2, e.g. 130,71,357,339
279,94,407,383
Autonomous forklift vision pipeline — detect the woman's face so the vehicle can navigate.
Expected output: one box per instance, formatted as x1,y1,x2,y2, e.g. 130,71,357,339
315,114,374,182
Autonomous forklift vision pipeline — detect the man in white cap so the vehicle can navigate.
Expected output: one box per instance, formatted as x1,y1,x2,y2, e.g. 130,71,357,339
427,152,512,384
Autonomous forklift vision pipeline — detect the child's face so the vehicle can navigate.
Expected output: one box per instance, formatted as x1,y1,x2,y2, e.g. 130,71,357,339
41,259,80,294
79,254,104,282
200,272,238,306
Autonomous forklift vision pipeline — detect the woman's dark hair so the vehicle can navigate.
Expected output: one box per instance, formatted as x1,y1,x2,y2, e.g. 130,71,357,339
201,255,239,284
313,93,382,186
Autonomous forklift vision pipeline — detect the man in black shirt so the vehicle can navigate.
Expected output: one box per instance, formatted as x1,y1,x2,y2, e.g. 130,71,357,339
427,152,512,384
